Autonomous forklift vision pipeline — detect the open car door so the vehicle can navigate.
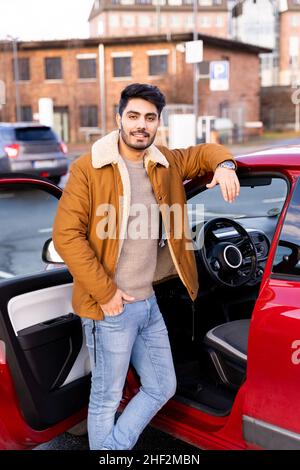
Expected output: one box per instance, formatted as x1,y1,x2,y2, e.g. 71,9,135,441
0,175,90,449
243,175,300,450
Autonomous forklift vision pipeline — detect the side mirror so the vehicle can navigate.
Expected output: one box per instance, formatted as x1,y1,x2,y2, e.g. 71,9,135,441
42,238,64,264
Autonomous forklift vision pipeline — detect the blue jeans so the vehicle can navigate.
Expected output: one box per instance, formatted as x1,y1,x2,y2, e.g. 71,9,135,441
81,294,177,450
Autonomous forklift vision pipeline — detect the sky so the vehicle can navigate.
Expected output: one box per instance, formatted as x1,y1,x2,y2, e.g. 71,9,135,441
0,0,95,41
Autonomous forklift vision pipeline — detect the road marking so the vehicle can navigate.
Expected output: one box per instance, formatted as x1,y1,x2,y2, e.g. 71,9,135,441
263,197,285,203
38,228,52,233
0,193,15,199
0,271,14,279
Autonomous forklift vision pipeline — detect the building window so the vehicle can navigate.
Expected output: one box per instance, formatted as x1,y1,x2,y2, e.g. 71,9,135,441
20,106,33,121
187,15,194,28
12,58,30,81
291,15,300,27
289,37,299,64
216,15,224,27
112,56,132,77
200,15,211,27
45,57,62,80
160,14,167,27
219,101,229,118
260,53,274,71
139,15,152,28
122,14,135,28
98,20,104,35
79,106,98,127
168,0,182,5
109,14,120,28
78,58,97,79
171,15,180,27
149,54,168,76
136,0,152,3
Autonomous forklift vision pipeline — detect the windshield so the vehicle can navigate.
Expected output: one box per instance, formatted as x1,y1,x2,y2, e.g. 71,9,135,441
187,177,288,222
15,127,58,141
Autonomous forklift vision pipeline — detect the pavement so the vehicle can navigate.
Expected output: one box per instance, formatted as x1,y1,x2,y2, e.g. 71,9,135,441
66,132,300,161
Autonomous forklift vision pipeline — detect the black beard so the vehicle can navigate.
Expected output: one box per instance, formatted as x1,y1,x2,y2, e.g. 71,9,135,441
119,125,156,151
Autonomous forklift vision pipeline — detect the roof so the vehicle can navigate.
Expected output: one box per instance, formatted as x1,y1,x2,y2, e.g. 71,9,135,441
88,0,229,21
236,145,300,170
0,32,271,55
0,122,50,129
286,0,300,11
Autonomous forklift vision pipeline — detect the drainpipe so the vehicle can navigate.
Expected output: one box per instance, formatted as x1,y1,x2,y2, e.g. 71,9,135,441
98,43,106,136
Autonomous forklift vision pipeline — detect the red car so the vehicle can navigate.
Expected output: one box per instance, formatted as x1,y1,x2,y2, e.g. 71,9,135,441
0,146,300,450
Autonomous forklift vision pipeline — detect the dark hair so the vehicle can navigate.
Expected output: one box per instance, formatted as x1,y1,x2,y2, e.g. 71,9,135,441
118,83,166,117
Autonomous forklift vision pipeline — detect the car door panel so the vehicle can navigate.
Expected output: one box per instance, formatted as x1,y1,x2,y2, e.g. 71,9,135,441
8,283,73,333
0,250,91,433
7,281,91,385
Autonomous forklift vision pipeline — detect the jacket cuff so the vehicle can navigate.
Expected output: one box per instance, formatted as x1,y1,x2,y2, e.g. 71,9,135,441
95,282,118,305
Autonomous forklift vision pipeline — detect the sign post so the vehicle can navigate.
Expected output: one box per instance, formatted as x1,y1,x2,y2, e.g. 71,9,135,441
185,39,203,144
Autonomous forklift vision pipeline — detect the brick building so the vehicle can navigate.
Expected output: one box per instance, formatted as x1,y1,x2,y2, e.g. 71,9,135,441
232,0,300,130
232,0,300,87
0,33,267,143
279,0,300,87
88,0,230,39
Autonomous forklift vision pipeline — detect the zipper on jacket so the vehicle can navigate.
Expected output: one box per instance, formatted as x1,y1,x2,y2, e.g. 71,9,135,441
92,320,97,366
112,162,122,273
148,163,189,293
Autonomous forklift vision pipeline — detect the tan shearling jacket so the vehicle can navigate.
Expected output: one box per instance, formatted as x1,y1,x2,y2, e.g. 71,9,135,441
52,130,236,320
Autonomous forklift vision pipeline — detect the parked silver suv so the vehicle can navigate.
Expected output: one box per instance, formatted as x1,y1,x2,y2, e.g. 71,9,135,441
0,122,69,184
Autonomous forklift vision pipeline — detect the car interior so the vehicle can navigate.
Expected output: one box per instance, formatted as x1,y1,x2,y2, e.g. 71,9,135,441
152,172,289,416
0,171,290,432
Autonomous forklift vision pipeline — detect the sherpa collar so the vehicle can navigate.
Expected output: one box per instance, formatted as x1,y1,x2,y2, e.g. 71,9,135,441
91,130,169,170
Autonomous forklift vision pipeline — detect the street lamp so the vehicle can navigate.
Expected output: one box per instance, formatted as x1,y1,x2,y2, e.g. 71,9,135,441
7,35,21,122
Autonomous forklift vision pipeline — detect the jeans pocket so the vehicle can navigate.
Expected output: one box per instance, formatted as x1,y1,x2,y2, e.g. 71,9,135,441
81,317,94,348
104,303,127,321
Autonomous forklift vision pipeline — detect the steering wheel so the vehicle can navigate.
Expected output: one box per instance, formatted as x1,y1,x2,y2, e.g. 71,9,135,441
195,217,258,288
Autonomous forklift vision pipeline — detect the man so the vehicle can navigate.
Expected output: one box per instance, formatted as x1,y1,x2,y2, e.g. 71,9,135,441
53,83,239,450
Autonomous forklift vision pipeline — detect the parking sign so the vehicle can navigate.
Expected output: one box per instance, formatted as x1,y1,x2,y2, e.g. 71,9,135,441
210,61,229,91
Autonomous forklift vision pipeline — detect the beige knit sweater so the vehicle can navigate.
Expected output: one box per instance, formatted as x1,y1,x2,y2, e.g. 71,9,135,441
114,157,159,301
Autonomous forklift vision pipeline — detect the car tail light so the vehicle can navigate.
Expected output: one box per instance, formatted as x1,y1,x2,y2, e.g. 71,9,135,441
60,142,68,154
4,143,20,158
0,340,6,364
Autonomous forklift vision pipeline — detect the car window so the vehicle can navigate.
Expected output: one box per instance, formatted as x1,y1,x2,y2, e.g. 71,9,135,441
0,128,15,142
15,127,58,141
272,177,300,277
0,184,60,282
187,176,288,241
188,176,287,220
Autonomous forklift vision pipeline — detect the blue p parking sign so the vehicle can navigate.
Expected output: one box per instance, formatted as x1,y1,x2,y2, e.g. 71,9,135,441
210,61,229,91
